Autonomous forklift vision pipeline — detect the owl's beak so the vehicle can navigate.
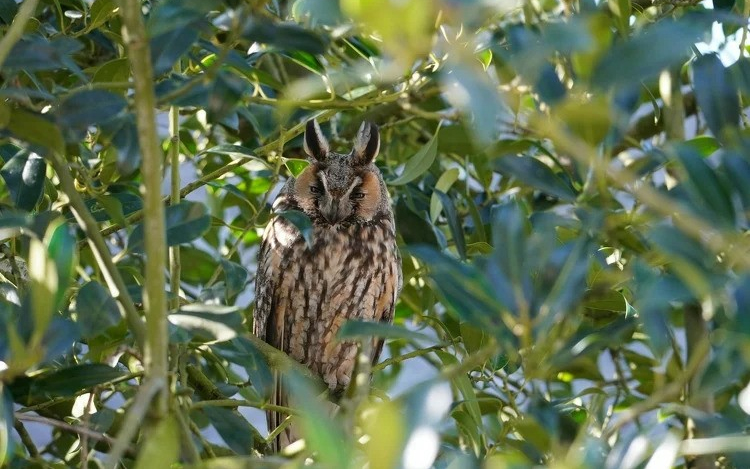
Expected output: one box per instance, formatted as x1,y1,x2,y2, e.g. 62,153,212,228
321,200,344,224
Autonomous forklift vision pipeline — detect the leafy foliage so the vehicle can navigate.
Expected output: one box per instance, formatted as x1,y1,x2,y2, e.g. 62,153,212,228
1,0,749,467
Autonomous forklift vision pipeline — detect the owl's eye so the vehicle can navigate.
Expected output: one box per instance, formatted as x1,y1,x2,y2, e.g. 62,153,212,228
309,185,321,194
350,191,365,200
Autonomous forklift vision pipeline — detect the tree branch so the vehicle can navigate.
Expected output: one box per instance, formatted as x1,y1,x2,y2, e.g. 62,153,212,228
49,153,146,348
118,0,170,417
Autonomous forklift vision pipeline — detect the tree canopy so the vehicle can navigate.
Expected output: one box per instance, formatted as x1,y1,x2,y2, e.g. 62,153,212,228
1,0,750,467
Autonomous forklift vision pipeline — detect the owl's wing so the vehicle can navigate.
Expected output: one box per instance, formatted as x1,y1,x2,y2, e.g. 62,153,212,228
254,188,304,451
371,242,402,365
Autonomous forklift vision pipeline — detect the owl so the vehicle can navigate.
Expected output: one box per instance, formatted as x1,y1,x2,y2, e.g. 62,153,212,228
254,119,402,451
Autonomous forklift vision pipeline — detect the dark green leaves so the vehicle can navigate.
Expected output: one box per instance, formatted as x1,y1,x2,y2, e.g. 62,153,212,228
672,145,735,227
0,151,46,211
10,364,126,401
76,281,121,338
592,15,712,89
692,53,740,141
151,28,200,76
55,90,127,134
202,407,256,455
241,19,329,55
494,156,577,202
129,201,211,251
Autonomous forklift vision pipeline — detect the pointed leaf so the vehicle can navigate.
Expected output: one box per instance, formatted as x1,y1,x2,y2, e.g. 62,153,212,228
202,406,255,455
389,126,440,185
0,151,46,211
129,201,211,251
495,156,577,202
693,53,740,140
76,281,121,338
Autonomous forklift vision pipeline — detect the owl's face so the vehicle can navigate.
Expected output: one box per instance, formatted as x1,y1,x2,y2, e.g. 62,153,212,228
292,120,388,225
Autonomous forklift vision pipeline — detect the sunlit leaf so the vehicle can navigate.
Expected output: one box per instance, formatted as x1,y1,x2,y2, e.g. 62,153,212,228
389,125,440,185
169,304,243,343
134,415,180,469
0,151,46,211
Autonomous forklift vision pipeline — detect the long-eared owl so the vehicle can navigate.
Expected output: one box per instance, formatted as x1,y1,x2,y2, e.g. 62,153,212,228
253,119,402,450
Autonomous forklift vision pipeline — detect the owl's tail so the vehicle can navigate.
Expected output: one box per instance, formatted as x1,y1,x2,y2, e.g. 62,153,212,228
267,373,299,452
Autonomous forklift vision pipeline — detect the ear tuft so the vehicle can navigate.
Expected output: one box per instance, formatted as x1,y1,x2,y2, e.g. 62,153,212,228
303,119,329,161
352,121,380,165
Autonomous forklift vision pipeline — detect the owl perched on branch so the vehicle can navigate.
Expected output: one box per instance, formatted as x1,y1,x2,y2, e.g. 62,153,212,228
254,119,402,451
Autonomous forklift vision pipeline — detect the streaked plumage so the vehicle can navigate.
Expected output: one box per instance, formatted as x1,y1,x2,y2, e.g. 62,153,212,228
254,119,401,450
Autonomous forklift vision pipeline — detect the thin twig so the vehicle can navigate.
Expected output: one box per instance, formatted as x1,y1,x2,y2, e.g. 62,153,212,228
103,377,165,469
13,418,39,458
48,152,146,349
371,345,444,372
15,413,125,451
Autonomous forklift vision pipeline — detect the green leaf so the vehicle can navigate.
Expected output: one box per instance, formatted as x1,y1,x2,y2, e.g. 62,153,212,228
241,19,329,55
55,90,127,131
46,221,76,313
4,36,84,73
76,281,121,338
683,136,720,157
437,351,482,445
5,107,64,156
129,201,211,251
338,320,436,343
202,406,255,455
494,156,577,202
150,27,200,76
168,304,243,342
212,337,274,399
27,237,57,339
86,192,142,223
147,0,217,36
395,199,440,247
435,190,467,260
208,71,248,122
285,372,351,467
673,145,735,227
592,15,711,89
284,158,310,177
277,210,314,248
0,385,11,466
389,125,440,185
134,414,180,469
220,259,249,300
0,151,46,211
440,62,504,146
87,0,117,32
692,53,740,141
410,246,506,336
430,168,460,223
11,364,126,400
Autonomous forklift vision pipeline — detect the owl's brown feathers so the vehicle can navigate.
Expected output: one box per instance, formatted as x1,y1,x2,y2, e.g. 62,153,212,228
254,119,401,451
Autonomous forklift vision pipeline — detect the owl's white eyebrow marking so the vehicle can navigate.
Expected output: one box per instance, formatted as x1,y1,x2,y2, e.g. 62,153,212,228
344,176,363,197
318,173,329,192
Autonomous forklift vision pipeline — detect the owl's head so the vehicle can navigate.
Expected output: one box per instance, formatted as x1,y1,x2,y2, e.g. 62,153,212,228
292,119,389,225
